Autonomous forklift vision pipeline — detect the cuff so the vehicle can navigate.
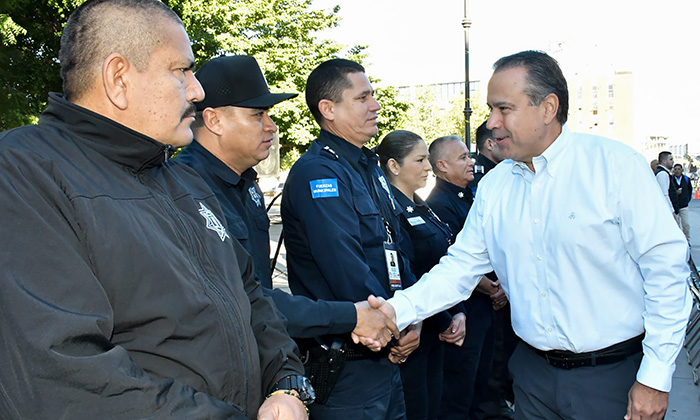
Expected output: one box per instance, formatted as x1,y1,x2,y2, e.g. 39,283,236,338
388,291,417,331
636,354,675,392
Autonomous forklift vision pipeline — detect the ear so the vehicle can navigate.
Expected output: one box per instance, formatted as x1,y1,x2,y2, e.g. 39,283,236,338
202,108,225,136
102,53,130,110
387,158,401,176
436,159,448,173
541,93,559,125
318,99,335,122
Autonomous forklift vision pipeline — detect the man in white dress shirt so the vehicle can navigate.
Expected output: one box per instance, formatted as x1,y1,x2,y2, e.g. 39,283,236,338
654,151,674,212
369,51,691,420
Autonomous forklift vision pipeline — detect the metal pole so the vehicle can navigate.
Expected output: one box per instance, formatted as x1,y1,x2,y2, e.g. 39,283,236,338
462,0,472,152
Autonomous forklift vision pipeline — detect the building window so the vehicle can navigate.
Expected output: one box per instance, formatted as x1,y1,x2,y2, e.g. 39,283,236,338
608,84,614,99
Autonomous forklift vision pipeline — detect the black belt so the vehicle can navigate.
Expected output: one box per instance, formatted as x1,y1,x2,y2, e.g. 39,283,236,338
526,333,644,370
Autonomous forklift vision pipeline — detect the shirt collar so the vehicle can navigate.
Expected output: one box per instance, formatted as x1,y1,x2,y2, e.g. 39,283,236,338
185,140,257,187
318,129,377,167
435,177,472,201
511,124,571,178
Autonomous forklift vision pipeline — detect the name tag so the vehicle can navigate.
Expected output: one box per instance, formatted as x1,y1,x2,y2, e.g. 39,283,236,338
310,178,339,199
407,216,425,226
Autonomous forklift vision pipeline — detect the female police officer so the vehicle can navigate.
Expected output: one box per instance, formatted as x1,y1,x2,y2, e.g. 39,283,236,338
377,130,466,420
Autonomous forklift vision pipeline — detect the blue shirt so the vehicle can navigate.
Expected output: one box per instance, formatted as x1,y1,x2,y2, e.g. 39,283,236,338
282,130,416,304
391,125,692,392
392,186,461,331
426,176,474,241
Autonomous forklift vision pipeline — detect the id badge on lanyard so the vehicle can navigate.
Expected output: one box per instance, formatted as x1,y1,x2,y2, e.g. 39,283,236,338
383,225,402,291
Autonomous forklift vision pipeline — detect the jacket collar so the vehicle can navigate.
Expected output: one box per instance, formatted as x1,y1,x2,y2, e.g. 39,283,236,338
39,93,175,172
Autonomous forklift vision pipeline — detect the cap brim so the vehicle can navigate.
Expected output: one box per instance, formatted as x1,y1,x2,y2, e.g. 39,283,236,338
235,92,298,109
195,92,298,111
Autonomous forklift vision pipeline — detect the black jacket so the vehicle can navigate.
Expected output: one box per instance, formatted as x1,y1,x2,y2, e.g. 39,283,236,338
670,173,692,212
0,94,303,419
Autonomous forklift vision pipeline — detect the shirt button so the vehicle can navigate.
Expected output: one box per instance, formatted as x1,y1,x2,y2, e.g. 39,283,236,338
537,255,543,261
547,327,553,332
541,292,547,297
534,218,540,224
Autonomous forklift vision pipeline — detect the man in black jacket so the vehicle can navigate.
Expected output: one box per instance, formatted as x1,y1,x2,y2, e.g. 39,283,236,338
0,1,310,419
671,163,692,244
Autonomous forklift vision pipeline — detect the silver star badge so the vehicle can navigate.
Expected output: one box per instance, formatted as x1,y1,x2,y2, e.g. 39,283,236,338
406,206,414,213
458,192,464,198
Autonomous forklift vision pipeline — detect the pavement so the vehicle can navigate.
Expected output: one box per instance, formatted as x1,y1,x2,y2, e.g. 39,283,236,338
265,197,700,418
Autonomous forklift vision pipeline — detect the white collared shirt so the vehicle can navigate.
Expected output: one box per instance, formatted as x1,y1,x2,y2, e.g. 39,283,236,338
390,125,692,392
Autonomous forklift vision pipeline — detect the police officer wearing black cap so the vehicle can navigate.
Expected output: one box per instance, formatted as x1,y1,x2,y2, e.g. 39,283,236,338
281,58,417,420
176,55,397,350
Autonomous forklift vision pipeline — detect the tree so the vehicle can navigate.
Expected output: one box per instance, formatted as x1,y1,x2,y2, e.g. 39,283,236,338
398,85,489,148
0,0,410,169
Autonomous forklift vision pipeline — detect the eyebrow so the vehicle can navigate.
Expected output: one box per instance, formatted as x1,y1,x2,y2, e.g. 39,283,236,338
355,89,374,99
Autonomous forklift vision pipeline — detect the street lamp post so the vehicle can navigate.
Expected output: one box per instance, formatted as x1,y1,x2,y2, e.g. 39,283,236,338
462,0,472,152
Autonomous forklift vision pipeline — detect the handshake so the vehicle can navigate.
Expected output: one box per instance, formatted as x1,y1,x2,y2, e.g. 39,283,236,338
351,295,466,364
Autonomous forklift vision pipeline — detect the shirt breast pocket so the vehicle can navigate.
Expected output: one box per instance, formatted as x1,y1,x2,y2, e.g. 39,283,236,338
352,193,384,245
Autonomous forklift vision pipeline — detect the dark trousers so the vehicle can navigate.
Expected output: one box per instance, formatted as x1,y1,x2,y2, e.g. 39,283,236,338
309,357,406,420
400,326,444,420
509,342,642,420
439,295,494,420
474,304,518,419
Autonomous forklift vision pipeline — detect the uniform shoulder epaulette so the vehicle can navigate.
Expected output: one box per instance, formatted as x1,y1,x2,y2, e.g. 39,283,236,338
321,145,339,160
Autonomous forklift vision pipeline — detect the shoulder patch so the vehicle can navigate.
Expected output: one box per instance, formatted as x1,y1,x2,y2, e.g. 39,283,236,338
310,178,339,199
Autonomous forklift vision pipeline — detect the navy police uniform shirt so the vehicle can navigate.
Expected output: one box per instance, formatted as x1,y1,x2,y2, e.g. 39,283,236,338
177,139,357,338
392,185,463,331
282,130,416,303
468,153,498,195
176,140,272,287
426,176,474,241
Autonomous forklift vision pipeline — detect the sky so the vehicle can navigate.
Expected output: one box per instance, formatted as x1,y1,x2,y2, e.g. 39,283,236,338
311,0,700,141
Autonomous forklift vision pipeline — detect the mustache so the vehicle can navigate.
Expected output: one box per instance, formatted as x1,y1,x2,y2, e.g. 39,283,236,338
182,104,197,120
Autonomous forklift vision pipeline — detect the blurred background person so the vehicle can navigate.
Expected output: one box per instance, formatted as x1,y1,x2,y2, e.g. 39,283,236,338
671,163,692,244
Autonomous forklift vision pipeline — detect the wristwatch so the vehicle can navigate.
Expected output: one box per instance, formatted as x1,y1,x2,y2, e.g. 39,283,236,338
271,375,316,405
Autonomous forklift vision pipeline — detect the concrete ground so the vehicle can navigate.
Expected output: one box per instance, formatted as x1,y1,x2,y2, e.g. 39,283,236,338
266,196,700,418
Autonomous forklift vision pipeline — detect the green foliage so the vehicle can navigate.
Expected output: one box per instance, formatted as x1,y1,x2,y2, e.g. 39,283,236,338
0,0,81,129
398,86,489,148
0,0,411,169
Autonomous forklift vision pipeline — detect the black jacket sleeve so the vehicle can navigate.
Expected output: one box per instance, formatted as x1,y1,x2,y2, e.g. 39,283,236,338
235,239,305,394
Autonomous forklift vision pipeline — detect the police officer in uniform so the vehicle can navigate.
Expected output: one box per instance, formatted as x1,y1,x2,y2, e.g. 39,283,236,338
377,130,467,420
427,135,506,420
177,56,398,341
282,59,417,420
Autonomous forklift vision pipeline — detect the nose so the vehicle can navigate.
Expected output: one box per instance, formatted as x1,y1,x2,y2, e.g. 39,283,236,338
263,112,278,133
486,111,500,130
423,158,432,172
187,70,205,103
369,95,381,112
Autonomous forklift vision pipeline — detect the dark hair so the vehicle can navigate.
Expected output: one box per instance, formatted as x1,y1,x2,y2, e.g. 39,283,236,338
59,0,182,101
428,135,462,172
493,50,569,125
673,163,683,170
475,120,492,152
305,58,365,124
376,130,424,177
658,151,673,163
